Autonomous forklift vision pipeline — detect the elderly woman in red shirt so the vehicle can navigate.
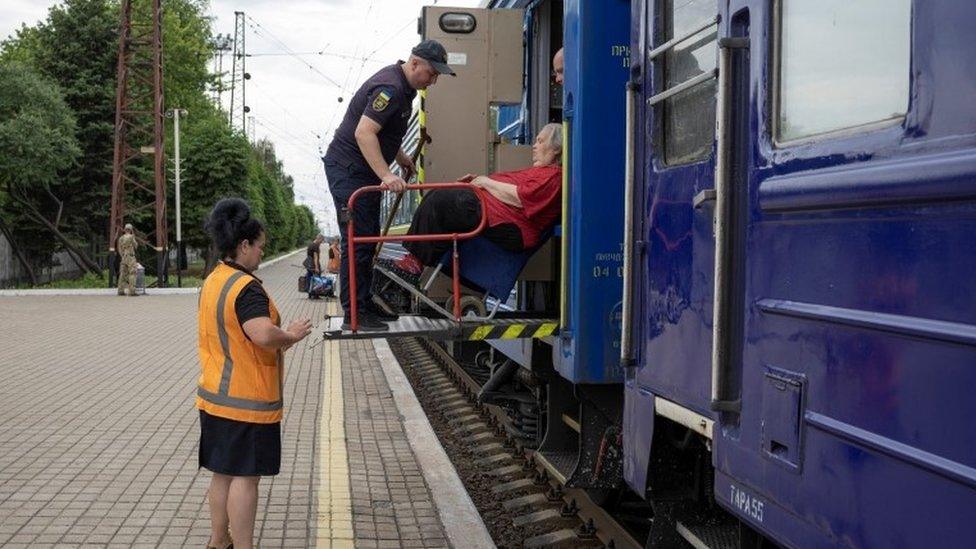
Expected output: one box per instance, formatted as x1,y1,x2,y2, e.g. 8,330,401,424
381,123,563,284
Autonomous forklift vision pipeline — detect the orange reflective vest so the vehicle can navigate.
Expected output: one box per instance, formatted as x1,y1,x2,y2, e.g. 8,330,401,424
196,263,283,423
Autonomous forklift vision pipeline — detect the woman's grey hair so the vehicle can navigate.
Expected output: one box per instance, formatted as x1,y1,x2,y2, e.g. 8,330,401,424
539,123,562,157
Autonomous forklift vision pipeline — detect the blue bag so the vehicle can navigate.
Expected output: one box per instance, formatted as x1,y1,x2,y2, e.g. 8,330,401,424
309,274,335,297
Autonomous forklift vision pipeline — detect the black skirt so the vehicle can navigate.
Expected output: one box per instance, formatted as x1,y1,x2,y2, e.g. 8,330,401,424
199,410,281,476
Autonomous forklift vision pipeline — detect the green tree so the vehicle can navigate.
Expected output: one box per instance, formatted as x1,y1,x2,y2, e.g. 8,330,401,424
254,169,289,254
0,0,317,284
179,113,251,270
0,63,95,281
247,139,310,253
161,0,215,114
22,0,119,251
292,204,317,246
0,24,41,66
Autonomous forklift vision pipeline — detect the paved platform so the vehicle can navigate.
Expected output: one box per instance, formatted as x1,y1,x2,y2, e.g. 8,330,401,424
0,252,490,548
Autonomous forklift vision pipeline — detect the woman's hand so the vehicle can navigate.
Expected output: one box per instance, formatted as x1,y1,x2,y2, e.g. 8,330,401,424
457,173,478,183
243,316,312,350
286,319,313,343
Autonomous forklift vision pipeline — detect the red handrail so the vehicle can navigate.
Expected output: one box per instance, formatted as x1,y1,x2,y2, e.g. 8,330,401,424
346,183,489,331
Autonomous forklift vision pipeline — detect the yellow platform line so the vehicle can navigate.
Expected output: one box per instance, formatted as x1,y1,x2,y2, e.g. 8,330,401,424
316,304,355,548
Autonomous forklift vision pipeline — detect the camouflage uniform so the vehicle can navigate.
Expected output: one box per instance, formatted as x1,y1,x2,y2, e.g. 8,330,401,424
117,233,138,296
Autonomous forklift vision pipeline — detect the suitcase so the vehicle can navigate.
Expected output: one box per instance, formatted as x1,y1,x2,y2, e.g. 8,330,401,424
298,275,308,293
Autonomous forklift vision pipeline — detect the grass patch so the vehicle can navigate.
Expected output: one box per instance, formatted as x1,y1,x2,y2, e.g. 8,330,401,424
16,270,204,289
14,248,300,289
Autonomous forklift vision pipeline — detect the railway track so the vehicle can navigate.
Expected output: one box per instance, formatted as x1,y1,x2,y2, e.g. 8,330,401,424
390,337,646,549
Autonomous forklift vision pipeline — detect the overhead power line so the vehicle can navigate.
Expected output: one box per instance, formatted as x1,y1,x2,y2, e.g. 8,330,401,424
250,116,323,160
245,15,342,88
246,78,323,142
246,50,385,65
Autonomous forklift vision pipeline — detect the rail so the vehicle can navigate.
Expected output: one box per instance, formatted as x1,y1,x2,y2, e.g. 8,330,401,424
345,183,489,331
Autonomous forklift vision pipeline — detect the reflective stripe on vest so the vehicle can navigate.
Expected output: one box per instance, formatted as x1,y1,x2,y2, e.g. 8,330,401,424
197,270,283,412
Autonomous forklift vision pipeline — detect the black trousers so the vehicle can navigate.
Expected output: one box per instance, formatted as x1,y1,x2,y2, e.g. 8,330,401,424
404,188,523,265
324,158,380,316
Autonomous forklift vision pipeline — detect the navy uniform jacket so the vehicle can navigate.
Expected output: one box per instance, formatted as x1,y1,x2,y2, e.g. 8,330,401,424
324,62,416,171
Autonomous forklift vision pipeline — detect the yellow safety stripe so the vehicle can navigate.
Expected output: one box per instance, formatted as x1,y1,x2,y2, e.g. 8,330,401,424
533,323,558,338
466,322,560,341
470,325,494,340
418,89,427,186
502,324,525,339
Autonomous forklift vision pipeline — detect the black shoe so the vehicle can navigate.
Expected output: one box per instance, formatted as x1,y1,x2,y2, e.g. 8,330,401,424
367,300,399,322
341,312,389,332
375,258,421,288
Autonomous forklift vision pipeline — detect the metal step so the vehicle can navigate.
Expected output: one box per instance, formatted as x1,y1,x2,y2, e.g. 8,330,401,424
321,314,559,341
561,413,581,433
535,449,578,485
676,514,738,549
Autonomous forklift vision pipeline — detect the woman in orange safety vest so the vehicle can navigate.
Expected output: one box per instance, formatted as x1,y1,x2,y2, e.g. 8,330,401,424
197,198,312,549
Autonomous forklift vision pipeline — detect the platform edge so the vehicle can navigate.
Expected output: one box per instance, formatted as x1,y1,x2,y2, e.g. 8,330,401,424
372,338,495,549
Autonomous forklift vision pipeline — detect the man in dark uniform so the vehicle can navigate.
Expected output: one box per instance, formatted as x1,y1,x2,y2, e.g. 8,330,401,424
323,39,455,331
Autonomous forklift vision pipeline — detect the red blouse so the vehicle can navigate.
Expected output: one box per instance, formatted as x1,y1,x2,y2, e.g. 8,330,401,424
481,165,562,249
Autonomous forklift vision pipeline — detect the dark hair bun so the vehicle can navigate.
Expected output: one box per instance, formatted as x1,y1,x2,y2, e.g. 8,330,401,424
210,197,250,225
206,198,264,259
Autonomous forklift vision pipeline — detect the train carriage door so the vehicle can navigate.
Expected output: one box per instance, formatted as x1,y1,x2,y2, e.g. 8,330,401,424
419,7,525,181
623,0,749,507
629,0,723,422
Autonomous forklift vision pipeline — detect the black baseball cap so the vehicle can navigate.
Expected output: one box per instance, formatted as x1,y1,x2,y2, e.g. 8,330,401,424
411,39,456,76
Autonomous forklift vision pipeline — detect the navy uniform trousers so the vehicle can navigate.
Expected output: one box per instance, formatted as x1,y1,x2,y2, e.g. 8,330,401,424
324,158,381,317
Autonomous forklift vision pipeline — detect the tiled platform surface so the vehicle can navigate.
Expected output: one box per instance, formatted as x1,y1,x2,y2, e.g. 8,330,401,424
0,252,481,548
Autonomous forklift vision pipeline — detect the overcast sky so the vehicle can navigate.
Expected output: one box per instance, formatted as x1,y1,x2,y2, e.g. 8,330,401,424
0,0,481,236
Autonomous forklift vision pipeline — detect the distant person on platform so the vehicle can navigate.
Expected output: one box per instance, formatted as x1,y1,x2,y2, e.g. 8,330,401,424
323,39,456,331
552,47,564,85
117,223,139,297
304,234,325,299
327,238,341,274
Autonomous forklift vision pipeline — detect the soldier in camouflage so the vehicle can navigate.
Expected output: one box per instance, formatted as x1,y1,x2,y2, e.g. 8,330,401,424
117,223,139,296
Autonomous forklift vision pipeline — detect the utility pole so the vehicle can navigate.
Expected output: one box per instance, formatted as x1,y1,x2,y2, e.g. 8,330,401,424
212,34,233,105
229,12,250,133
167,108,187,287
109,0,168,287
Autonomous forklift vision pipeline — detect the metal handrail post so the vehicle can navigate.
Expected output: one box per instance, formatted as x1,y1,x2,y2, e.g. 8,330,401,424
374,131,431,264
620,80,638,369
452,239,461,319
710,37,748,411
346,183,490,331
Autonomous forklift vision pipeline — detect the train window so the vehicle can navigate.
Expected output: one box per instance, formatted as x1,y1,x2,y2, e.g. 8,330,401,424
662,0,718,166
775,0,911,143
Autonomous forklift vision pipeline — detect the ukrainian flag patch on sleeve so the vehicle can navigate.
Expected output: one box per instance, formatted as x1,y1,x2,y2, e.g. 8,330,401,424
372,90,392,112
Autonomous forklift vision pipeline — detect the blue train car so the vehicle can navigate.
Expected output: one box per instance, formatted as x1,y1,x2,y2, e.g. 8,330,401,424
622,0,976,546
374,1,976,544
